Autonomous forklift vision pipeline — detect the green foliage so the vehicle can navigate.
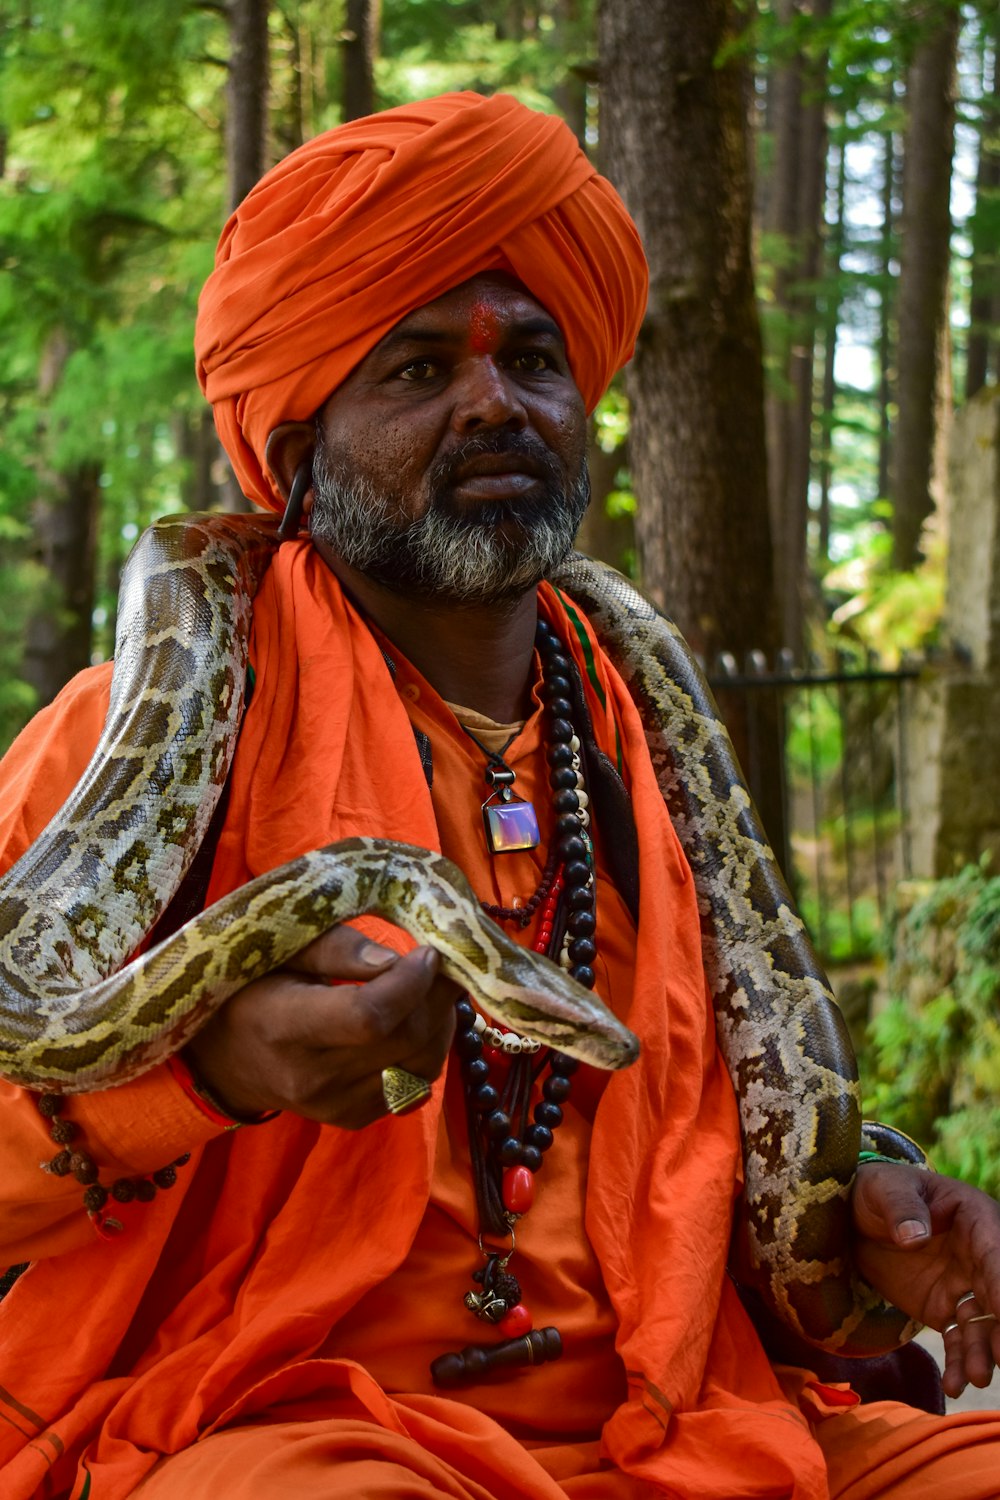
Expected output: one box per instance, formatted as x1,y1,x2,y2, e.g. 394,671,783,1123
0,0,230,748
784,676,900,963
798,888,882,964
824,520,946,664
0,0,604,759
379,0,592,111
0,0,992,778
593,387,629,455
0,527,43,752
861,864,1000,1193
592,387,635,520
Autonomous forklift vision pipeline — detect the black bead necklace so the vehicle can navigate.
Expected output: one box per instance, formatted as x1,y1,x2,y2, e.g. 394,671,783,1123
432,617,598,1384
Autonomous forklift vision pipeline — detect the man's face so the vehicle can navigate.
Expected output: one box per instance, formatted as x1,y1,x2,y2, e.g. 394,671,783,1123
309,274,590,605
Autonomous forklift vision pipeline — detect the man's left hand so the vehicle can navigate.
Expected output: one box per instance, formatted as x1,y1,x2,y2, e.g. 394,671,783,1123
853,1162,1000,1397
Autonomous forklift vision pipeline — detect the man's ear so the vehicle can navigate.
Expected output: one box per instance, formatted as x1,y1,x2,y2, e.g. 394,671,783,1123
265,422,314,501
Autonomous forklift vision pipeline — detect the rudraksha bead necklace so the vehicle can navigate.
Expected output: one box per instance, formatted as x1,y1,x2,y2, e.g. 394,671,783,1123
437,616,598,1381
36,1091,190,1236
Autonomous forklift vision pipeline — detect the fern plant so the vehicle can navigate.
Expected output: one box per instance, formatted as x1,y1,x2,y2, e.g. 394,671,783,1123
861,864,1000,1195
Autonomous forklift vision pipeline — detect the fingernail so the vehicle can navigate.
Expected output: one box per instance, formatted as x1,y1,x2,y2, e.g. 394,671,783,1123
420,946,439,972
360,942,396,968
897,1219,929,1242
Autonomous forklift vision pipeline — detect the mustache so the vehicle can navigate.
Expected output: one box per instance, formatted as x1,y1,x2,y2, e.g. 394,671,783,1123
428,432,564,496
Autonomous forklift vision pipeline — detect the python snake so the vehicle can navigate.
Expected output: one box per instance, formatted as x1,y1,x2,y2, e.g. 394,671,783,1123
0,513,919,1354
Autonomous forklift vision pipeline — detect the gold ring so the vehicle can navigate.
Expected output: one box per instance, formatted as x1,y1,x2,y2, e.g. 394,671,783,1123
381,1066,431,1116
967,1313,998,1326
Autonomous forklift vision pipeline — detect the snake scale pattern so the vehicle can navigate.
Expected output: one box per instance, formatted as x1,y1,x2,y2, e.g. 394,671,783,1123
0,514,635,1091
555,557,922,1355
0,513,917,1354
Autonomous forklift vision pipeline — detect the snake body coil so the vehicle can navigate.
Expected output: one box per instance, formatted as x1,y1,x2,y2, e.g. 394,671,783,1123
0,515,636,1089
0,515,913,1353
553,556,917,1354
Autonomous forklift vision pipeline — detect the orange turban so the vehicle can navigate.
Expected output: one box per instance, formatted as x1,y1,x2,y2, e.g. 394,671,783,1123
194,92,648,512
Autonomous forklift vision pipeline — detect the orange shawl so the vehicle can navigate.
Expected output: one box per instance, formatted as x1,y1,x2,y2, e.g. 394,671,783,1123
0,548,827,1498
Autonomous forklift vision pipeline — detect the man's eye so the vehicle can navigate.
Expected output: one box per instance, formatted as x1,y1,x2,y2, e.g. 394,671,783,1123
510,351,552,373
397,359,440,381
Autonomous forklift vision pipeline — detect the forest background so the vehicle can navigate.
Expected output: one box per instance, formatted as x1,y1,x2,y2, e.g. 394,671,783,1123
1,1,999,1174
3,0,997,738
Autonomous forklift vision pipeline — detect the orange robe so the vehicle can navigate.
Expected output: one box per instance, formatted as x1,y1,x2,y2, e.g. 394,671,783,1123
0,542,998,1500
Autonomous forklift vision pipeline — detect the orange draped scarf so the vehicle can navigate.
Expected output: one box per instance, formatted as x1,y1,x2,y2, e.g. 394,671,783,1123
0,546,831,1498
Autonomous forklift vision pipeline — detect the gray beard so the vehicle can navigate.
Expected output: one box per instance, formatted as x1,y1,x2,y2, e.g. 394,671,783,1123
309,431,590,606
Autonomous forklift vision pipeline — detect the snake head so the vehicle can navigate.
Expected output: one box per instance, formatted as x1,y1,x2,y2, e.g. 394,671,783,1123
345,838,640,1072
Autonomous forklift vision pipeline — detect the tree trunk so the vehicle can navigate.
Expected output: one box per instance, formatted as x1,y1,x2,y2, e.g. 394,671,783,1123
575,434,635,571
23,464,101,707
552,0,588,145
877,118,896,504
227,0,270,212
221,0,270,512
273,7,305,157
21,329,101,705
966,35,999,399
762,0,803,553
599,0,787,861
891,2,959,570
817,137,847,562
176,409,230,511
341,0,380,122
762,0,832,654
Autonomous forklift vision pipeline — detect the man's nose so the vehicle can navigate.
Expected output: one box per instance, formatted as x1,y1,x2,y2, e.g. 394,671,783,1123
451,357,528,432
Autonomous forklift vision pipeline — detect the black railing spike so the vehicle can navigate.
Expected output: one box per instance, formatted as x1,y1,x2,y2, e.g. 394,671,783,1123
745,649,768,676
701,646,918,965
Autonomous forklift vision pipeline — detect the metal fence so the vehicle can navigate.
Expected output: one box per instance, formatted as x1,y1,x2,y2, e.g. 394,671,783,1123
707,653,922,965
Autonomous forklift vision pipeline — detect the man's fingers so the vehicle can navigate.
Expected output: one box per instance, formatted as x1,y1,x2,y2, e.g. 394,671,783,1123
185,942,459,1123
333,947,456,1055
388,998,457,1084
283,922,402,981
941,1320,970,1398
957,1296,1000,1386
854,1163,932,1244
941,1302,1000,1396
292,991,457,1128
883,1183,932,1246
265,946,452,1055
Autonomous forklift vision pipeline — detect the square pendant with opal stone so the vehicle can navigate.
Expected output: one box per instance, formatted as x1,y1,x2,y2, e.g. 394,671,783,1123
483,799,540,853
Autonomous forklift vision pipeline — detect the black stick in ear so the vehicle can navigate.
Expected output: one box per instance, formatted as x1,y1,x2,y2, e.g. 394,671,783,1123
277,455,312,542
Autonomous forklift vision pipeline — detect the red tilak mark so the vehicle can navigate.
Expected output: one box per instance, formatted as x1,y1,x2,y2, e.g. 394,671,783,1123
469,300,501,353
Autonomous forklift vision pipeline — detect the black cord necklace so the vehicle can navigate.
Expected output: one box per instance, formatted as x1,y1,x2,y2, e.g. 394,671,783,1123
430,617,598,1387
462,724,542,856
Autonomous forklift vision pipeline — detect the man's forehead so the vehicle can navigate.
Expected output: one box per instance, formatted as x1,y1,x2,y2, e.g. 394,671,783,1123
380,273,564,344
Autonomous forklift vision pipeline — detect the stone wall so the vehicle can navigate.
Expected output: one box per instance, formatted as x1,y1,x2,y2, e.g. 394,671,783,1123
906,390,1000,876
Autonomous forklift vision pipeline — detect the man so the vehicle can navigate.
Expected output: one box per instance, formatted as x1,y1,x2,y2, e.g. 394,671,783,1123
0,91,998,1499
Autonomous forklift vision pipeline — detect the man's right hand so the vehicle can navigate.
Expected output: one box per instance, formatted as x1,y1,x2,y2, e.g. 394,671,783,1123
181,927,458,1128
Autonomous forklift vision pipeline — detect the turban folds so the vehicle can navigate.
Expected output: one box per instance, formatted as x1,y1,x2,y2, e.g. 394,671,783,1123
194,92,648,512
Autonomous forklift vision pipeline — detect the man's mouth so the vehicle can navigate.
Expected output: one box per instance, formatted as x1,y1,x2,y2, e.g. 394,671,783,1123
448,452,548,503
